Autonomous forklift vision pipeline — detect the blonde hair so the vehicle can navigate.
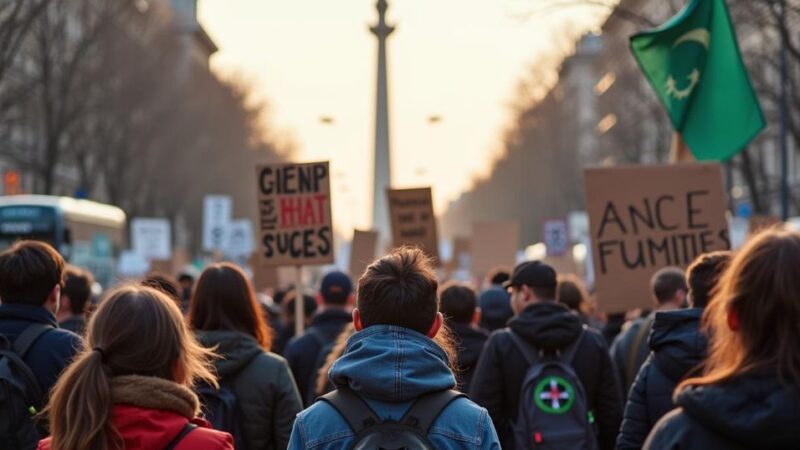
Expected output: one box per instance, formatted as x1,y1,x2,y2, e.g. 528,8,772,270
46,285,218,450
678,229,800,393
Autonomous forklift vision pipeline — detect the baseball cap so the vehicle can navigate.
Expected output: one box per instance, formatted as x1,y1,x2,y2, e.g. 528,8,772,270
320,271,352,304
503,261,557,289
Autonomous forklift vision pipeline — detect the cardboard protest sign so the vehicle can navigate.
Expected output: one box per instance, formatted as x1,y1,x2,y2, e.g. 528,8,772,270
255,162,334,266
447,237,471,270
349,229,378,279
471,221,519,277
387,187,440,263
585,164,729,313
543,218,570,256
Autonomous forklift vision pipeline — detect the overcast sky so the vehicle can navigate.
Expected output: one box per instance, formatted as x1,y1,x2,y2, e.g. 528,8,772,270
198,0,612,236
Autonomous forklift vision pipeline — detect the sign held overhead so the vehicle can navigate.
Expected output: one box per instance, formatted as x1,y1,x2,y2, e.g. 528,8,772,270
255,161,334,266
387,187,439,263
585,163,729,313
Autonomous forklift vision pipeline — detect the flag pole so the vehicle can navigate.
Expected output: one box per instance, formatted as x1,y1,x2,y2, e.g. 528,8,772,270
779,0,790,221
669,132,695,163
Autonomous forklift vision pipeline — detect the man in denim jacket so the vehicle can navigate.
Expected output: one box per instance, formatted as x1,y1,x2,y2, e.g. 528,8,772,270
288,247,500,449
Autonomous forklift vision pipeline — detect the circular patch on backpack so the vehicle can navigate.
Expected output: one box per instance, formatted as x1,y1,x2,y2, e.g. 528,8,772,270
533,376,575,414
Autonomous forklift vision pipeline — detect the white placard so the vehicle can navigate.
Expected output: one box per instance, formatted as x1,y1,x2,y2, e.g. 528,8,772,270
203,195,232,252
568,211,589,243
225,219,254,257
131,218,172,260
543,218,569,257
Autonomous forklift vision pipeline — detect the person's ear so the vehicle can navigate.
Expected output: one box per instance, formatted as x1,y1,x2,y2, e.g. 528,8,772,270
426,312,443,338
46,284,61,313
522,285,533,302
352,308,363,331
472,308,481,327
727,307,740,331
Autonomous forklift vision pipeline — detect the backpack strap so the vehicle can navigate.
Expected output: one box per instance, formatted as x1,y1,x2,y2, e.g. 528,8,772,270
163,423,197,450
318,387,381,433
13,323,53,359
400,389,465,432
509,331,540,366
560,329,585,366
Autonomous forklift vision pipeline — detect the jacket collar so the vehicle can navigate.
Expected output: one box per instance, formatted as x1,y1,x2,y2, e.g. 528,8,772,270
111,375,200,419
0,303,58,327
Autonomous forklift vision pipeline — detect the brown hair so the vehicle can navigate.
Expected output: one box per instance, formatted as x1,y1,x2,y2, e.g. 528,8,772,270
190,262,273,349
63,265,94,315
142,272,181,306
650,266,687,304
439,281,477,324
678,230,800,393
46,285,217,450
0,240,65,305
557,274,590,315
357,247,439,334
686,251,732,308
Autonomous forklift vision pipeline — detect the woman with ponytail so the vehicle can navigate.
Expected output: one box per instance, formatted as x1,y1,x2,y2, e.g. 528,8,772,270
644,229,800,450
38,285,233,450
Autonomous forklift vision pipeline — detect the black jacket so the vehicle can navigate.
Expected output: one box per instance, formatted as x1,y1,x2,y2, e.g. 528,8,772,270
0,304,82,403
449,321,488,392
283,308,352,406
470,302,623,450
197,330,303,450
644,371,800,450
610,315,654,399
616,308,707,450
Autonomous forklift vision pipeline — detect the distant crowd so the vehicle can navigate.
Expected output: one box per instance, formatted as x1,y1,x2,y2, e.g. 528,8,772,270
0,228,798,449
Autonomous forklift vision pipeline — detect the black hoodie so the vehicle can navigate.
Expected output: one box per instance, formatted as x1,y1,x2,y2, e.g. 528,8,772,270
644,371,800,450
616,308,707,450
470,301,623,450
449,321,489,392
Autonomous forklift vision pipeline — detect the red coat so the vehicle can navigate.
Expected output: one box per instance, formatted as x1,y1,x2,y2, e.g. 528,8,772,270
38,404,233,450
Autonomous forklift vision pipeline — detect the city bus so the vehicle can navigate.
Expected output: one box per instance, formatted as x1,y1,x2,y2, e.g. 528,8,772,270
0,195,127,286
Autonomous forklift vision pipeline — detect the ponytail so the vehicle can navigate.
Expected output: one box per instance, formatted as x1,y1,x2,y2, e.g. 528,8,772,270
46,349,119,450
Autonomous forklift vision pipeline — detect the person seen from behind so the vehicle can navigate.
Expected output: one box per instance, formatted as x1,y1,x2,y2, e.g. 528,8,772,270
38,284,233,450
272,291,317,355
0,241,82,448
644,230,800,449
285,270,353,406
288,247,500,449
610,267,687,398
470,260,622,450
478,268,513,333
190,263,302,450
56,265,94,336
439,281,488,392
616,251,731,450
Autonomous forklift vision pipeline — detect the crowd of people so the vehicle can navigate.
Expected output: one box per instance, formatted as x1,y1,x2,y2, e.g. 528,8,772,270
0,228,798,449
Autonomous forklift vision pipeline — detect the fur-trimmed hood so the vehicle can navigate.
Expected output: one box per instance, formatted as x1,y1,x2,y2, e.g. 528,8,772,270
111,374,201,418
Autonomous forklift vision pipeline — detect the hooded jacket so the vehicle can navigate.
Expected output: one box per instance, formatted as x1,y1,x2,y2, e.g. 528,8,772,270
470,302,623,450
616,308,706,450
287,325,501,449
643,371,800,450
449,321,489,392
197,330,303,450
38,375,233,450
284,308,352,406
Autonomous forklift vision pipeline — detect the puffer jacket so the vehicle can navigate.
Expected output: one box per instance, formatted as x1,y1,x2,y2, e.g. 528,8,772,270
470,301,623,450
644,370,800,450
197,330,303,450
288,325,501,449
616,308,706,450
38,375,233,450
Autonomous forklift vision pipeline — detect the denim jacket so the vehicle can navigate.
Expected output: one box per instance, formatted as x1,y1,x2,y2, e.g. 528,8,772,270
288,325,500,449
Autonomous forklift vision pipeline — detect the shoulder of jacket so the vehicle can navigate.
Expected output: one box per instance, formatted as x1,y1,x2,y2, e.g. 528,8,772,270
178,425,234,450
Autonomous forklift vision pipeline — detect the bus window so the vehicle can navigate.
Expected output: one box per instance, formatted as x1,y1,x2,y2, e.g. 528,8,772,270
0,206,59,250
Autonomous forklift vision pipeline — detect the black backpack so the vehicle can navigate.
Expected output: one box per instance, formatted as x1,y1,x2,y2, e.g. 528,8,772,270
0,323,52,450
318,387,465,450
196,378,246,450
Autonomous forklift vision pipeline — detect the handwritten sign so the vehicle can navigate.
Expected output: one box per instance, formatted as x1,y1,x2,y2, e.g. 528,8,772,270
585,164,729,313
387,187,439,263
255,162,334,266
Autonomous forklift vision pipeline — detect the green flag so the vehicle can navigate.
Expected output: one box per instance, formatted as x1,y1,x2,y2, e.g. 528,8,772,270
630,0,765,161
